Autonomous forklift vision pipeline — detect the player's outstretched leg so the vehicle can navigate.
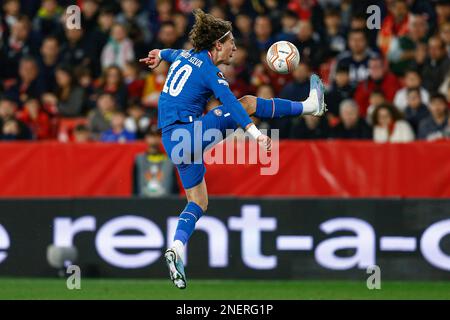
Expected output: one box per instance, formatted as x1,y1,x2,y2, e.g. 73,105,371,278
247,73,327,119
165,201,203,289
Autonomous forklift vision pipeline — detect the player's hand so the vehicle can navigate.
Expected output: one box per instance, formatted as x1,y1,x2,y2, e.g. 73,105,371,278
257,134,272,152
139,49,161,69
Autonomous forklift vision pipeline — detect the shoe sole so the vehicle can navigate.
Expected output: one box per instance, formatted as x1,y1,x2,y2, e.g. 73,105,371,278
165,250,186,289
310,74,327,117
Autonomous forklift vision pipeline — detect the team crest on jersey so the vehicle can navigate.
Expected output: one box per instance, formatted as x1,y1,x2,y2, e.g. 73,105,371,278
213,108,223,116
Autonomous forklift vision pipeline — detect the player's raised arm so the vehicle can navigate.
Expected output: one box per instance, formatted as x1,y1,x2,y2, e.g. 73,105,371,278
139,49,183,69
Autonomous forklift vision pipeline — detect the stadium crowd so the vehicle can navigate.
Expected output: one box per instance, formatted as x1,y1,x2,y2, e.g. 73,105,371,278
1,0,450,143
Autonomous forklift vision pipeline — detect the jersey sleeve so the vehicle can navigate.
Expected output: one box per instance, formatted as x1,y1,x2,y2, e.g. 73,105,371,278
204,67,253,129
160,49,182,63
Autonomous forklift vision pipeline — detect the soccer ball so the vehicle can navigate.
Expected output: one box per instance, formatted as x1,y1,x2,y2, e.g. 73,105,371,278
266,41,300,74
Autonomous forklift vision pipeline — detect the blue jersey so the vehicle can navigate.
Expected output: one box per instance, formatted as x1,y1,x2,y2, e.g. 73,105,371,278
157,49,253,130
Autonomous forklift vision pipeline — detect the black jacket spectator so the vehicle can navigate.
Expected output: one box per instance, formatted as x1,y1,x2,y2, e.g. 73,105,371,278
405,103,430,135
5,56,45,105
326,83,355,117
290,116,330,140
420,37,450,94
331,119,372,139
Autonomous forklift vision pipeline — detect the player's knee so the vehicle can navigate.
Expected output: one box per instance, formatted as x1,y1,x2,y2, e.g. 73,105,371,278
239,95,257,114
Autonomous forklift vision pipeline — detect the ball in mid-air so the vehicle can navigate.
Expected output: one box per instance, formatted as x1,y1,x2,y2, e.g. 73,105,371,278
266,41,300,74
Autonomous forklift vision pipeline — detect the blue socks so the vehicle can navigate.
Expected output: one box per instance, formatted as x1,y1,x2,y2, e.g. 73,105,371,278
174,201,204,245
254,97,303,119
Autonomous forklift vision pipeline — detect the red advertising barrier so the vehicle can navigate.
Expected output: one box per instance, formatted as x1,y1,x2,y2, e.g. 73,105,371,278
0,142,146,197
0,141,449,198
205,140,450,198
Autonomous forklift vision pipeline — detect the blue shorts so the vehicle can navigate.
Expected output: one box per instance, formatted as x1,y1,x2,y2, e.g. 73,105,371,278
162,105,238,189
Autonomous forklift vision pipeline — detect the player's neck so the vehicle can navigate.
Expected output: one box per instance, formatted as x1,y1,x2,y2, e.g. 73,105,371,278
208,50,222,66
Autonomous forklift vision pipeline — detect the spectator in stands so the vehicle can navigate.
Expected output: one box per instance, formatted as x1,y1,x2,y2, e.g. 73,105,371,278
172,11,189,45
80,0,100,35
321,7,346,60
234,14,253,49
73,124,91,143
142,61,168,113
377,0,410,57
435,0,450,29
354,56,402,117
231,43,252,82
1,118,30,140
88,6,116,77
100,111,136,143
32,0,62,38
349,13,377,49
366,90,387,125
151,21,182,50
1,0,21,33
209,5,227,20
388,14,429,76
331,99,372,140
52,65,85,117
101,23,135,70
75,66,95,112
372,103,415,143
0,97,31,140
250,15,274,62
275,10,299,43
125,103,151,139
88,93,116,139
287,0,324,34
95,66,128,110
325,64,355,119
123,61,145,101
418,93,450,140
226,0,256,23
290,115,330,140
420,36,450,94
16,98,51,140
116,0,152,59
0,0,448,144
393,69,430,112
60,27,90,69
1,16,39,79
293,19,323,69
37,36,61,93
334,29,379,86
151,0,174,35
6,56,45,106
134,126,175,197
440,21,450,57
404,87,430,135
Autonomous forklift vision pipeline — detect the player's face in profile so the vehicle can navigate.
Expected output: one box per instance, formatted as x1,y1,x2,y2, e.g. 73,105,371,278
222,34,237,65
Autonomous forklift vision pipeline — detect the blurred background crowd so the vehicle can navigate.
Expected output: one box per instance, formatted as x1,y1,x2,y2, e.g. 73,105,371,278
0,0,450,145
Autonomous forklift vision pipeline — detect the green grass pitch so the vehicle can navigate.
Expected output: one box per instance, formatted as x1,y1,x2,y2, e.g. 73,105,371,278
0,278,449,300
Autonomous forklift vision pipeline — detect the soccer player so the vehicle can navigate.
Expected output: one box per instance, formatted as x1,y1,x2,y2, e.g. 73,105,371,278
140,9,326,289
